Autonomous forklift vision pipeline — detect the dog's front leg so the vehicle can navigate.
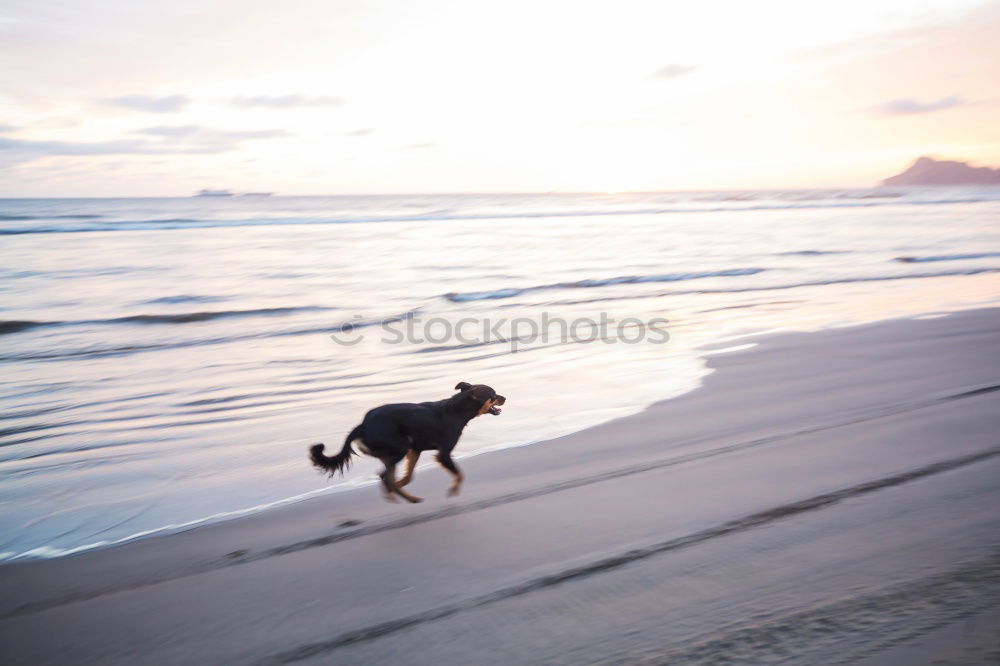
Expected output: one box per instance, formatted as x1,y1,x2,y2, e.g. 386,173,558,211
436,451,464,497
397,449,420,488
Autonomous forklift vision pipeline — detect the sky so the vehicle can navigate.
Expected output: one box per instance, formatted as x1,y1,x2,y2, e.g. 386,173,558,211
1,0,998,196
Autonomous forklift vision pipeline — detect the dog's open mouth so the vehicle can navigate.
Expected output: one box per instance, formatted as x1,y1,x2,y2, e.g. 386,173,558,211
483,394,506,416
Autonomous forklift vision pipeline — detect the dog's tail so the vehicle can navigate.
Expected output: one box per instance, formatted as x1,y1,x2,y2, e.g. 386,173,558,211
309,425,361,476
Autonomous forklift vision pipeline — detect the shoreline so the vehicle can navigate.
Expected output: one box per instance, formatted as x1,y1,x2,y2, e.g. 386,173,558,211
3,307,999,664
1,303,992,565
4,188,999,565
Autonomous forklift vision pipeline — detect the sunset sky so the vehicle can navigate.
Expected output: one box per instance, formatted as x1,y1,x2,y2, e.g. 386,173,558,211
1,0,998,196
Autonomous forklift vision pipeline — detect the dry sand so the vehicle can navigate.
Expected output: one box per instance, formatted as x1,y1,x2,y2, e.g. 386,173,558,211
2,308,999,665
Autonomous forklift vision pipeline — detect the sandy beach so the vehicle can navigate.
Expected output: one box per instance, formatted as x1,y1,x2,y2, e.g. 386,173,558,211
2,307,998,664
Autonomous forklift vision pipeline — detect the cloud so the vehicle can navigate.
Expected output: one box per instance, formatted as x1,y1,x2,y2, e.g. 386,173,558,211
132,125,289,154
344,128,374,137
102,95,191,113
0,136,152,156
229,95,344,108
874,96,965,115
406,141,435,149
0,123,18,133
653,64,697,79
0,124,288,167
135,125,288,142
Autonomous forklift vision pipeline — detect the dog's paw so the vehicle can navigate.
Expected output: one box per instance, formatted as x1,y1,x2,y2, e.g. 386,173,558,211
407,495,424,504
447,486,461,497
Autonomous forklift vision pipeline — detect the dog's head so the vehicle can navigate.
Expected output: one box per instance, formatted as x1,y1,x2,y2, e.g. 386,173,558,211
454,381,506,416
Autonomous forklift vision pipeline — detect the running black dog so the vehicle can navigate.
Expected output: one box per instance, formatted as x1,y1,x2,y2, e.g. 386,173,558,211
309,382,506,503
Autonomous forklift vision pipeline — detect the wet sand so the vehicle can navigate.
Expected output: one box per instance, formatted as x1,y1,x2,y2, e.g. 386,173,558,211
2,308,999,665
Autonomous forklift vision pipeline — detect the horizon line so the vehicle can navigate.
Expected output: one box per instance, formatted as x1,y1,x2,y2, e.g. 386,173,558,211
0,184,935,200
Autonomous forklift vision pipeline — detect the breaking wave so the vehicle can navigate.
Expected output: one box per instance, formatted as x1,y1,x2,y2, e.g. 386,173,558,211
444,268,767,302
895,252,1000,263
0,306,336,336
0,310,420,361
3,194,999,235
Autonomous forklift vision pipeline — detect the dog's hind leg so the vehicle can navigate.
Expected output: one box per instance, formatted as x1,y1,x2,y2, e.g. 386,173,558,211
379,457,423,504
397,449,421,488
377,468,399,503
436,451,464,497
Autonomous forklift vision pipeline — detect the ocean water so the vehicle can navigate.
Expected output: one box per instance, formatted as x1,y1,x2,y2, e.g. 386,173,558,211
2,188,999,561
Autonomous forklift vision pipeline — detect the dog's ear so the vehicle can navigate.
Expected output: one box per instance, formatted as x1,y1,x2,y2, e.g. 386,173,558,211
455,382,473,392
